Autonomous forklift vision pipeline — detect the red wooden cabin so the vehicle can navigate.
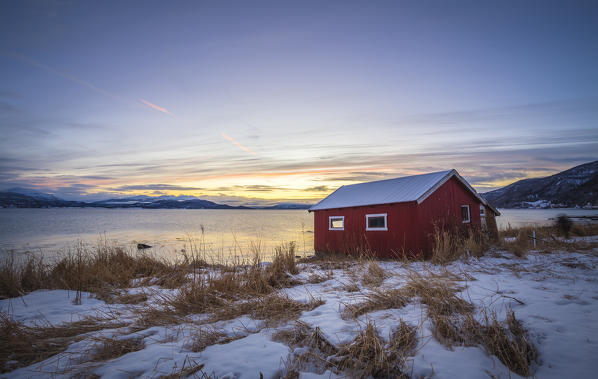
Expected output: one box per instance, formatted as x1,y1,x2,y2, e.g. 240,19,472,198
309,169,500,258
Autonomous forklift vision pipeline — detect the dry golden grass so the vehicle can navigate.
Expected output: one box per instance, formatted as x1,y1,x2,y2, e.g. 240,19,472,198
167,258,304,317
212,292,324,326
275,321,339,378
477,310,538,377
0,311,128,372
499,222,598,257
158,356,216,379
115,291,148,304
0,253,48,299
361,261,386,287
431,227,488,264
299,250,355,270
343,289,409,319
273,321,338,356
0,243,182,299
388,320,417,360
272,242,299,275
333,322,409,378
168,278,225,315
401,270,473,316
93,288,149,304
86,336,144,362
343,282,360,292
134,304,188,328
0,239,308,302
307,271,333,284
189,327,243,352
400,268,539,376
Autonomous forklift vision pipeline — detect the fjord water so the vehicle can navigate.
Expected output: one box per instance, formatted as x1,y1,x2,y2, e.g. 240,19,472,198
0,208,314,261
1,208,597,260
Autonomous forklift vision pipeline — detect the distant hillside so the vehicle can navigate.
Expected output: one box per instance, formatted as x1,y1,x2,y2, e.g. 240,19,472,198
483,160,598,208
0,191,280,209
258,203,312,210
0,192,85,208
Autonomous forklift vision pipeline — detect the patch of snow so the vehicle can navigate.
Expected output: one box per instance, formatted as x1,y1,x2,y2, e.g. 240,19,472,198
0,290,115,326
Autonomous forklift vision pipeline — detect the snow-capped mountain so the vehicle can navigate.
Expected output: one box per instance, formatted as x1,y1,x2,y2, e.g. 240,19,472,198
483,160,598,208
5,187,61,201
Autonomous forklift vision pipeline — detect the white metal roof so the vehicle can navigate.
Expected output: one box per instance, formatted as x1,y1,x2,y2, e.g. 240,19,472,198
309,169,500,215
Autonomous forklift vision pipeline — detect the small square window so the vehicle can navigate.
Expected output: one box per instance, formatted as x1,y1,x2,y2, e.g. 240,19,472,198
480,205,486,216
461,205,471,223
329,216,344,230
366,213,387,231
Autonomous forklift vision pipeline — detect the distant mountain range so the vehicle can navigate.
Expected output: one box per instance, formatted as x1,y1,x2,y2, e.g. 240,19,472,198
483,160,598,208
0,188,311,210
3,161,596,210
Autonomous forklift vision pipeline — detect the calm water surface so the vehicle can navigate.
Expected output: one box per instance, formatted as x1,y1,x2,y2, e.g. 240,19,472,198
1,208,597,260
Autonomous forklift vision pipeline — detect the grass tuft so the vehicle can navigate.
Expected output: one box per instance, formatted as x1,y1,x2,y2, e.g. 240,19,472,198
431,227,488,264
343,289,409,319
0,311,128,372
361,261,386,287
86,336,144,362
334,321,409,378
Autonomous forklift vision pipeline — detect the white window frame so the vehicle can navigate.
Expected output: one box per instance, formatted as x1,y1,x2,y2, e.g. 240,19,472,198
329,216,345,231
366,213,388,231
461,205,471,223
479,205,486,217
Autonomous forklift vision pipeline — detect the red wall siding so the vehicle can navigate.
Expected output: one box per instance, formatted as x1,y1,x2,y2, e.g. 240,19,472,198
417,177,484,255
312,176,486,258
313,202,419,258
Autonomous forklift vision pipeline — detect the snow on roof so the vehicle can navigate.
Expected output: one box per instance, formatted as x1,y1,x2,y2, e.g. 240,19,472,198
309,169,500,215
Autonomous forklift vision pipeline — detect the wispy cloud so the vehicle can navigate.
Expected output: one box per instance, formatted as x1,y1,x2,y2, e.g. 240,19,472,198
222,133,256,155
139,99,173,116
3,51,175,117
2,51,121,100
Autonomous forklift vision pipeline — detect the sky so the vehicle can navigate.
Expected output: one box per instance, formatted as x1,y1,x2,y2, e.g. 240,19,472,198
1,0,597,205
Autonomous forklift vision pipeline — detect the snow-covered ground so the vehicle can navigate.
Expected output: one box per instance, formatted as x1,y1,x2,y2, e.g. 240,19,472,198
2,246,598,378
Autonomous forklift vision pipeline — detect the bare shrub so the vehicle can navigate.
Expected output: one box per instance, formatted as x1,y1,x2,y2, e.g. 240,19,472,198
555,214,573,238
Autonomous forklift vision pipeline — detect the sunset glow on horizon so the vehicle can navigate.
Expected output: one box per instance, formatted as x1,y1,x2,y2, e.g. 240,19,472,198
1,1,597,205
